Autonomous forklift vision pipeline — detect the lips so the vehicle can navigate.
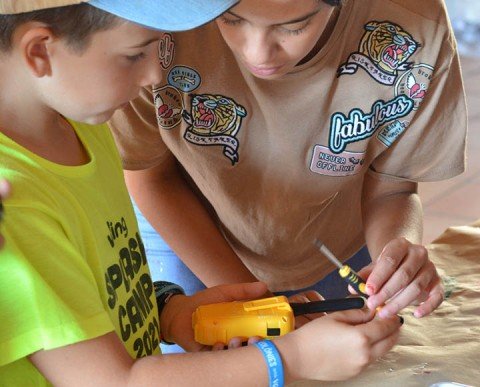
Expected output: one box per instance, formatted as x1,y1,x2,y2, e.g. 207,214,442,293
245,63,283,77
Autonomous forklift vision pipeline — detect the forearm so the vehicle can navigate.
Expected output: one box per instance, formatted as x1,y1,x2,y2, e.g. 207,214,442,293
362,173,423,260
125,156,258,286
129,345,276,387
31,331,293,387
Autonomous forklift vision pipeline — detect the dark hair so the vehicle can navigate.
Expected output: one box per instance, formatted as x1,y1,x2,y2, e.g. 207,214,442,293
0,4,120,52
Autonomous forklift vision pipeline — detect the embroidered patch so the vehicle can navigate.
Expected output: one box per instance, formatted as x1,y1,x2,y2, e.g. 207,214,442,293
182,94,247,165
329,95,414,154
337,21,419,85
395,64,434,110
310,145,365,177
377,120,409,147
167,65,201,93
158,33,175,70
153,85,184,129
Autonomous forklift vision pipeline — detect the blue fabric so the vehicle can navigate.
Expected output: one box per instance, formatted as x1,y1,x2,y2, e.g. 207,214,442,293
133,201,371,353
89,0,238,32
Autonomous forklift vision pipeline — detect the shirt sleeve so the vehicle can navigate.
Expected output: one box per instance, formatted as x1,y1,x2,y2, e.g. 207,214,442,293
370,26,467,182
109,86,171,170
0,206,114,366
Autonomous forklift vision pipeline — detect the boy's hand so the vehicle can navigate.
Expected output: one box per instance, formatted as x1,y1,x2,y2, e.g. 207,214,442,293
0,178,11,248
276,308,402,381
358,237,444,318
160,282,268,352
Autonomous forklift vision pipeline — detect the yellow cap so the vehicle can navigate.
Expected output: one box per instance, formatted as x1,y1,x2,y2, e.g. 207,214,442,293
0,1,87,15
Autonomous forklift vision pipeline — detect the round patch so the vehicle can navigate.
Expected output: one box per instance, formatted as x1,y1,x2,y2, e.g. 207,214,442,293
167,65,201,93
395,64,434,110
153,86,184,129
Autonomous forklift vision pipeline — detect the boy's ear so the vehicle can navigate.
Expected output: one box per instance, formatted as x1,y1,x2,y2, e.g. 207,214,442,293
17,24,56,77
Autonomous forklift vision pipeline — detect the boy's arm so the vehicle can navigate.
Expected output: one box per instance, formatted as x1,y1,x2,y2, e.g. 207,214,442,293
0,178,10,248
124,152,260,287
29,283,403,386
359,172,443,318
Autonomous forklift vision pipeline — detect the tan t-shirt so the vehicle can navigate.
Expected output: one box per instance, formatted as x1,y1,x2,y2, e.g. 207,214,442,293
110,0,467,291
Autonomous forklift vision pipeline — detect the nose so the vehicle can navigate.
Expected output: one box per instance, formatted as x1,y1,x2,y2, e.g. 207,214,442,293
145,66,162,87
141,53,163,86
242,28,276,66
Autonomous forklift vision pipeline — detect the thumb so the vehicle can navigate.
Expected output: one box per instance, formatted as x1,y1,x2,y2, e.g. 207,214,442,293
329,308,375,325
356,262,374,280
210,281,268,303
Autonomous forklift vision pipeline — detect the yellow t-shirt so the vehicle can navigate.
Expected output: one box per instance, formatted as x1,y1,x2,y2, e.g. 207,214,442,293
0,121,160,385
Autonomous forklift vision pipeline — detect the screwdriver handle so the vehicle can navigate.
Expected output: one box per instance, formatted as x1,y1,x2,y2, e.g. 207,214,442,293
339,265,368,297
290,297,366,316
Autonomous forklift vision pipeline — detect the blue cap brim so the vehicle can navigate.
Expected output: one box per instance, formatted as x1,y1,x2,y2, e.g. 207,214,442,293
88,0,238,31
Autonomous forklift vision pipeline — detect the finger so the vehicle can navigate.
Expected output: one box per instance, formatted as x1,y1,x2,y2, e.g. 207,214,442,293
376,262,435,318
366,239,410,296
287,290,323,303
368,245,428,310
228,337,244,349
329,308,376,325
247,336,262,345
356,263,374,295
368,327,401,361
413,279,444,318
211,342,227,351
288,293,311,304
207,282,268,304
302,290,324,302
361,315,403,344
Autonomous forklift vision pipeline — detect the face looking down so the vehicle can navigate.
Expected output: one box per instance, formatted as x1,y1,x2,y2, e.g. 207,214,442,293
216,0,338,79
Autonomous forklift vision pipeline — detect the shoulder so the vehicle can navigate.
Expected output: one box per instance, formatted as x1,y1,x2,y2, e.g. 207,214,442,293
381,0,450,26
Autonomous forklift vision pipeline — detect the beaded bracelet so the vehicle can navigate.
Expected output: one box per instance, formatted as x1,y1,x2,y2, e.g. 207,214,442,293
254,340,284,387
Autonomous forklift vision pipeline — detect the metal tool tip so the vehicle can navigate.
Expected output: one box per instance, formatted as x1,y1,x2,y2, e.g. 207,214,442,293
314,239,324,249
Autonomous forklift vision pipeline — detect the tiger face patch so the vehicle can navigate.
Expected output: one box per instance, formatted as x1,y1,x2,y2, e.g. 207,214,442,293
338,21,419,85
183,94,247,165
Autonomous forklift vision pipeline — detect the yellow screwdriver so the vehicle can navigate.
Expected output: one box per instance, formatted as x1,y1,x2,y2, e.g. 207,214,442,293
314,240,368,297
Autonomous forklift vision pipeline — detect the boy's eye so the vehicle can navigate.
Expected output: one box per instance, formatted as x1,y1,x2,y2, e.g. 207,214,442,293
125,52,146,62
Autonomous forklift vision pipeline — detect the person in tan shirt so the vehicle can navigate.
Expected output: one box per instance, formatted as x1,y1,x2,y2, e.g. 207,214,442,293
0,0,405,385
110,0,467,352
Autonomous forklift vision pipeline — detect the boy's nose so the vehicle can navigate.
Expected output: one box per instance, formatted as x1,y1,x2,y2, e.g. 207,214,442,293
145,65,163,86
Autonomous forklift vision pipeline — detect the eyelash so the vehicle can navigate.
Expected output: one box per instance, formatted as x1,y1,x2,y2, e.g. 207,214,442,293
220,16,242,26
126,52,146,63
220,16,311,36
281,25,308,35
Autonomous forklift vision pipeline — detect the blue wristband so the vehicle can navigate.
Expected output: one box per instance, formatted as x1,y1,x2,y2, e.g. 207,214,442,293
254,340,284,387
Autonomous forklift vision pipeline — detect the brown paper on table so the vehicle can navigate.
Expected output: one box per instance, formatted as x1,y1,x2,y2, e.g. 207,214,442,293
290,220,480,387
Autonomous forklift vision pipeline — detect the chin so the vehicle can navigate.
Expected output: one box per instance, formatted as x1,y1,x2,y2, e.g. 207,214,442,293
80,112,114,125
